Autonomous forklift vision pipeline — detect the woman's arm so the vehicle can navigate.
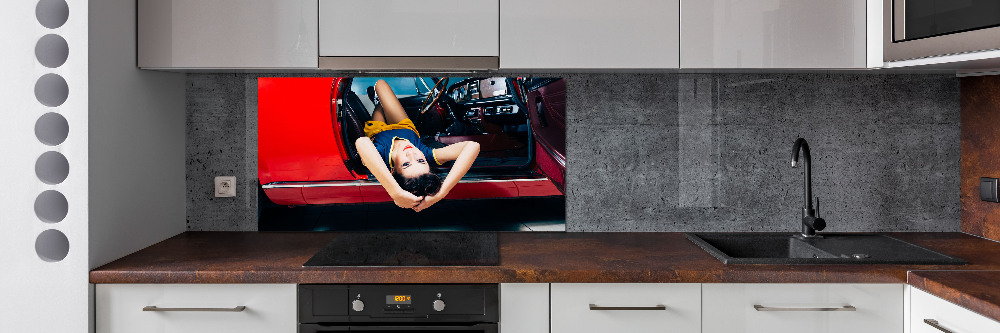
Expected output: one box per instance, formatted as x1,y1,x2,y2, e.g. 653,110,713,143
413,141,480,212
355,137,424,208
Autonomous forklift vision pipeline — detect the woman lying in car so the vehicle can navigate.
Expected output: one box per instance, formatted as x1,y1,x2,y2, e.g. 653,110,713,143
354,79,481,212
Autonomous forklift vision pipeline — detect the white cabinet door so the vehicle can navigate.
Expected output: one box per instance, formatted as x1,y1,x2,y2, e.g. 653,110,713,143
96,284,297,333
319,0,499,57
500,0,680,69
911,287,1000,333
500,284,549,333
550,283,700,333
702,283,903,333
138,0,318,69
681,0,869,68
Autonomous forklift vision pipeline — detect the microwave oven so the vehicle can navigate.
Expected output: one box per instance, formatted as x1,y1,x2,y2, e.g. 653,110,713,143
884,0,1000,62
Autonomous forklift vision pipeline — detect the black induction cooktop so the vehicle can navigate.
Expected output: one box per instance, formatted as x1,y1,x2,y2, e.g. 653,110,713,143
303,232,499,266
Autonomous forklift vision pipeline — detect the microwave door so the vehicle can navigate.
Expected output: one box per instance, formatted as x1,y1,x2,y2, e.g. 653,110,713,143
896,0,1000,42
884,0,1000,61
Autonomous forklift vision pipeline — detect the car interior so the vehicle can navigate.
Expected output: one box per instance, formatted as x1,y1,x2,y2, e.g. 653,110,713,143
338,77,540,179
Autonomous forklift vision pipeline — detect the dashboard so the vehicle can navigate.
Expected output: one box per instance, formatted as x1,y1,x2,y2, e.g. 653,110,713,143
451,77,510,103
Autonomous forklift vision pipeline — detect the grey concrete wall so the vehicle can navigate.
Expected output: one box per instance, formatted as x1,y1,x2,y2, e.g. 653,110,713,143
186,74,257,231
186,73,960,232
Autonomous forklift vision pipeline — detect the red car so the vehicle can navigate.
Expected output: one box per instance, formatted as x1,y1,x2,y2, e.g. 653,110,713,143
258,77,566,206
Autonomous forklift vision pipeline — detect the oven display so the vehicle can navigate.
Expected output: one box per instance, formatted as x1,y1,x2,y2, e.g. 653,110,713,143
386,295,412,304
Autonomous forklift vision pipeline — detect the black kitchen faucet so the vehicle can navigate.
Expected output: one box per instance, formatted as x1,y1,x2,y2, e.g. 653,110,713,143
791,138,826,237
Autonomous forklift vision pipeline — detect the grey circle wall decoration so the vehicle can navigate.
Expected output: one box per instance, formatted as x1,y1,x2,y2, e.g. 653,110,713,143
35,112,69,146
35,151,69,185
35,229,69,262
36,0,69,29
35,34,69,68
34,0,73,266
34,73,69,107
34,190,68,223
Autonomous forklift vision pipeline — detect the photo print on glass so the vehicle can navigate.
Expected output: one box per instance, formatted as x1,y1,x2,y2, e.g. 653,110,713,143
258,77,566,231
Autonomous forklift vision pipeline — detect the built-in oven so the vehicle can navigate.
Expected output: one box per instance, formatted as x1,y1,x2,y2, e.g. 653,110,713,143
885,0,1000,61
299,284,498,333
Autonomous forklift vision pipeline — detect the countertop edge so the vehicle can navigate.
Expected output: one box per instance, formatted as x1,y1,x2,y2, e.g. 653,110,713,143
908,270,1000,324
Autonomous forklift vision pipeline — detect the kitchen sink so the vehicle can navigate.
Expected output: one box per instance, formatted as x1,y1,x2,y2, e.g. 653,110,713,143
685,233,966,265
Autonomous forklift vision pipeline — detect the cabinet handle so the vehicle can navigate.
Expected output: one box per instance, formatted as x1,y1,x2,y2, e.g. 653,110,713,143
924,319,955,333
753,305,856,312
589,304,666,311
143,306,247,312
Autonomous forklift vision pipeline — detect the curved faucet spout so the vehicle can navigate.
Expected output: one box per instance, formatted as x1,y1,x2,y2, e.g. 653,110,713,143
791,138,812,210
791,138,824,237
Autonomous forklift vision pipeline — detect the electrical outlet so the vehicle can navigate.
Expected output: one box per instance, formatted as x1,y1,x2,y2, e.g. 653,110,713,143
981,177,999,202
215,176,236,197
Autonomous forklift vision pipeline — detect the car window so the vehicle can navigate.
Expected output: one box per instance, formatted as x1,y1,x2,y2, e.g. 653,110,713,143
415,77,434,95
350,77,420,100
416,77,468,95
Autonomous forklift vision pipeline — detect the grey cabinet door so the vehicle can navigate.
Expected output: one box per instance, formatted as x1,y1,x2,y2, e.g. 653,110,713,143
319,0,500,57
500,0,680,69
681,0,870,69
138,0,318,69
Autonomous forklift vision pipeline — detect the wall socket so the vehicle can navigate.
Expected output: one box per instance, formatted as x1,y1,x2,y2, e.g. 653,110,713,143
981,177,999,202
215,176,236,197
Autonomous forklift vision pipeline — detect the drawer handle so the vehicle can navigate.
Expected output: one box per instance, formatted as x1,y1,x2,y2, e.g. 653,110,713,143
753,305,856,312
143,306,247,312
924,319,955,333
589,304,667,311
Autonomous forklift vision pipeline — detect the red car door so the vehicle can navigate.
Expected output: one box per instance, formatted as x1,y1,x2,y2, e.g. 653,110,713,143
525,79,566,193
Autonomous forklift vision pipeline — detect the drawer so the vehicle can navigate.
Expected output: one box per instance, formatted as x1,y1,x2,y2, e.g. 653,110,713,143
550,283,701,333
96,284,296,333
911,287,1000,333
702,283,903,333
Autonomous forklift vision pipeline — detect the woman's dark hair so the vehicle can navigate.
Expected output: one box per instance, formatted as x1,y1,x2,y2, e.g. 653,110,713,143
393,172,442,196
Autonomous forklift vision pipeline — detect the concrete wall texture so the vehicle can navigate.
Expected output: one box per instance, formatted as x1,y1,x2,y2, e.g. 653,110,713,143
186,73,960,232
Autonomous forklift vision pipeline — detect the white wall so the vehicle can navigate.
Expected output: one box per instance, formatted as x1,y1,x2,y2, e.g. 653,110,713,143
0,0,185,331
0,0,90,331
88,0,186,270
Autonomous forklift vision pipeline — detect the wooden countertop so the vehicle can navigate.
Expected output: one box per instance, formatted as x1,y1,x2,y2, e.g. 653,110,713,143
91,231,1000,284
90,231,1000,322
908,270,1000,323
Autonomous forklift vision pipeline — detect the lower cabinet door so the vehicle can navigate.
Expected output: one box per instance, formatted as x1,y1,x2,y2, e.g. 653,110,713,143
702,283,903,333
911,287,1000,333
550,283,701,333
500,283,549,333
96,284,297,333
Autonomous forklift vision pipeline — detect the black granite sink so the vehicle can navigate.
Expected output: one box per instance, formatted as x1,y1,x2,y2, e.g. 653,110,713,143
686,233,966,265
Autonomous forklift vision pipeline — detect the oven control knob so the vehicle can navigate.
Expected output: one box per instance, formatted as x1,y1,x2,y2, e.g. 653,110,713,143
352,299,364,312
432,299,446,312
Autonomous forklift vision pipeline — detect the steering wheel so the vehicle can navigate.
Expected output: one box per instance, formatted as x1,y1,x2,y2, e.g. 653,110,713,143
419,78,449,115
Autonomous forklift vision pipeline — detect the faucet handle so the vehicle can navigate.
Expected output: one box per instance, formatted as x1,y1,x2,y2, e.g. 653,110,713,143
812,216,827,231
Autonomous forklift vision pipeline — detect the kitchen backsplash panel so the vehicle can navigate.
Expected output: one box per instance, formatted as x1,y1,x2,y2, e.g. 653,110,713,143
960,75,1000,241
187,73,960,232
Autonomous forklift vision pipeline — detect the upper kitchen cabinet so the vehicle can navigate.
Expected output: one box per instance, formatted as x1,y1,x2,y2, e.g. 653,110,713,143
318,0,500,70
681,0,880,69
138,0,318,69
500,0,680,69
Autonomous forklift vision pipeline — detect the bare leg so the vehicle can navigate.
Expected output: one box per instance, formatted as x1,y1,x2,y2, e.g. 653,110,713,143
371,103,386,123
374,79,410,124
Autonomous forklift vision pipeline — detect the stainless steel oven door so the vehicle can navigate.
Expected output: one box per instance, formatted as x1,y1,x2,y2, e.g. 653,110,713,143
884,0,1000,61
300,323,498,333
